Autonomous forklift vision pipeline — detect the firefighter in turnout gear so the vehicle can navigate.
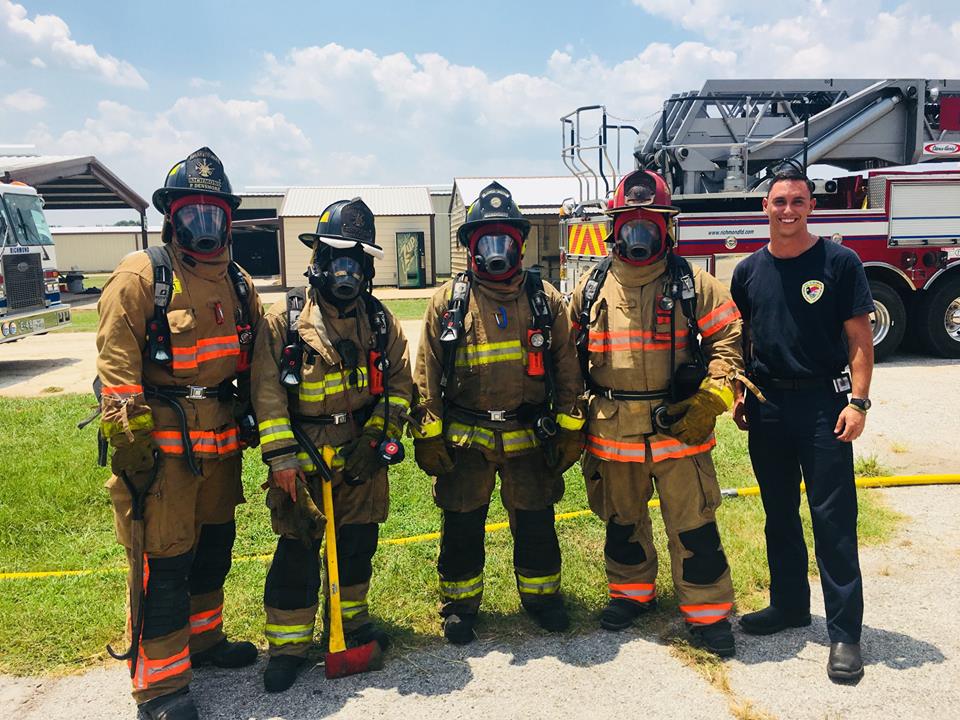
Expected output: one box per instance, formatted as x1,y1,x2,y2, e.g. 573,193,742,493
413,182,585,645
252,197,413,693
570,170,744,657
97,148,262,719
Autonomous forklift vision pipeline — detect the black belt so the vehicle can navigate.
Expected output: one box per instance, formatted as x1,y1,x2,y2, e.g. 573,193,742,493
448,402,545,424
145,382,235,402
588,384,669,401
751,372,851,392
292,404,375,427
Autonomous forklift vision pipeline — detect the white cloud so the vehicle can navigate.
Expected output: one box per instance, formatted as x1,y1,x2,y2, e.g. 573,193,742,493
0,0,146,88
3,88,46,111
29,56,45,68
189,77,221,89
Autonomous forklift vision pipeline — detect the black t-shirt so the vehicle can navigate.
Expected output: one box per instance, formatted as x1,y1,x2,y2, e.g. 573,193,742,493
730,238,874,378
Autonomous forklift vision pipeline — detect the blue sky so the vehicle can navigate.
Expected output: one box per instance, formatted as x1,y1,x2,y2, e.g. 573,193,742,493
2,0,960,222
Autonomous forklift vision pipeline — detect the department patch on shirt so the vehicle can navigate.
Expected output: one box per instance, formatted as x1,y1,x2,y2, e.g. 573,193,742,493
801,280,824,304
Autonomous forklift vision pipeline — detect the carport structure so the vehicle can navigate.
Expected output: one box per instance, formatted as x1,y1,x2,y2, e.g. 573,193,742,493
0,154,149,247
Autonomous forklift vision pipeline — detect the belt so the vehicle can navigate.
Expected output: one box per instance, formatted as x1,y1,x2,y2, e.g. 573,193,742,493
292,404,375,427
145,382,235,402
751,372,851,392
588,384,669,401
448,402,545,424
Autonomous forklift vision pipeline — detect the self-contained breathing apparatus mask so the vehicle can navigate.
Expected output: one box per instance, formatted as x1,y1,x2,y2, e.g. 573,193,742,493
614,213,667,266
470,229,522,279
169,195,231,256
307,246,370,305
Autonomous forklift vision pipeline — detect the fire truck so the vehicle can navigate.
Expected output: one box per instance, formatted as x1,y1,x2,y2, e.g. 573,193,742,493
0,181,71,343
559,79,960,360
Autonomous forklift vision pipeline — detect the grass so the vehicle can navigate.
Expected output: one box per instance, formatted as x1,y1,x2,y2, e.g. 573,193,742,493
0,397,902,676
51,299,429,334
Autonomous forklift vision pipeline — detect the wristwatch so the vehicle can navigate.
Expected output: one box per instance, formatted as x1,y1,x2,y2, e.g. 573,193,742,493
849,397,871,412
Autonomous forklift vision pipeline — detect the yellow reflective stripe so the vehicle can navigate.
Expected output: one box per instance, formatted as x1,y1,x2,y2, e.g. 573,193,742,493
703,379,735,410
456,340,523,368
341,600,368,620
413,419,443,439
502,428,538,453
101,412,154,441
296,449,345,473
556,413,585,431
445,422,496,450
264,622,314,646
258,417,294,443
298,369,365,403
517,571,561,595
440,573,483,600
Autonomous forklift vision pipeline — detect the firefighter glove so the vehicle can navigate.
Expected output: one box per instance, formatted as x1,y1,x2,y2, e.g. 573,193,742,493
548,429,583,473
666,388,730,445
110,431,156,477
341,426,383,483
414,436,455,477
293,478,325,547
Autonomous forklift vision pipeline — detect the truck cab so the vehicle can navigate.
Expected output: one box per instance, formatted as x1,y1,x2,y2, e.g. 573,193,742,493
0,182,71,342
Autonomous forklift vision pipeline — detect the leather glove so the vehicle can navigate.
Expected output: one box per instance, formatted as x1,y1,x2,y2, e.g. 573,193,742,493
341,426,384,483
110,432,156,477
547,429,584,474
666,388,729,446
414,436,455,477
292,478,325,548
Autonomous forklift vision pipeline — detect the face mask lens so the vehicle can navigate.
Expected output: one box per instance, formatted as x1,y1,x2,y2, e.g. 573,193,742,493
618,219,662,261
474,234,519,275
172,204,228,253
327,255,364,299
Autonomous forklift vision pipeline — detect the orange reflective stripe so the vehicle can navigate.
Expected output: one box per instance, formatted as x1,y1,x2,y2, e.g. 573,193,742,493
152,428,240,456
586,434,647,462
648,436,716,462
609,582,656,601
189,605,223,635
102,384,143,396
170,334,239,369
131,644,191,690
680,602,733,625
586,329,688,353
698,300,740,338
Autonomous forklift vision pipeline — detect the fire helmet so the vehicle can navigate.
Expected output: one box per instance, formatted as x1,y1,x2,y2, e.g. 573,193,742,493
457,182,530,280
605,170,679,266
153,147,241,256
299,197,383,302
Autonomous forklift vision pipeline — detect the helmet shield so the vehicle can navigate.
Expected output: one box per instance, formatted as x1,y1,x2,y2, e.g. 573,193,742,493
615,215,666,265
170,196,231,256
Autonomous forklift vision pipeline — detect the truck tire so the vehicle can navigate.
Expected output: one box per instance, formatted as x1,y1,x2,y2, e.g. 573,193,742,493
868,281,906,361
917,275,960,359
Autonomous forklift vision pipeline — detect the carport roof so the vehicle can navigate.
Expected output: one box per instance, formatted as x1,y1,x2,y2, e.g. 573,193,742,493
453,176,584,216
0,154,148,212
281,186,433,217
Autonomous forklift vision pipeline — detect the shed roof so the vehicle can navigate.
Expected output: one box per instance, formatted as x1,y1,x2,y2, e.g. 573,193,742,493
0,154,148,212
281,186,433,217
453,176,583,215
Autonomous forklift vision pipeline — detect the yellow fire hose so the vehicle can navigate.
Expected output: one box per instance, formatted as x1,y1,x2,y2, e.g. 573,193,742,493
2,473,958,582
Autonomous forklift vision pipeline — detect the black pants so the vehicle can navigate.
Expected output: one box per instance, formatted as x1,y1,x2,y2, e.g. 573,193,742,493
746,387,863,643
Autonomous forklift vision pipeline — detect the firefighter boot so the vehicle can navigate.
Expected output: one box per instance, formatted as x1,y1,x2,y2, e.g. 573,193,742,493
137,688,198,720
443,613,477,645
688,619,736,658
524,595,570,633
263,655,307,693
600,597,657,631
827,642,864,682
346,622,391,652
191,638,258,669
739,606,811,636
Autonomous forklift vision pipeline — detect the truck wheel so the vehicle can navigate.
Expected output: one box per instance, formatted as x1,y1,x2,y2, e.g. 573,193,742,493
868,281,906,361
918,276,960,358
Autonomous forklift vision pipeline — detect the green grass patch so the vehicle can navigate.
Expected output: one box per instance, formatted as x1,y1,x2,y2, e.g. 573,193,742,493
381,298,429,321
0,398,901,675
54,308,98,333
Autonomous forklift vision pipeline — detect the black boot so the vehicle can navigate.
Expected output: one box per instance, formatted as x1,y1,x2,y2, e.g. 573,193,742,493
524,597,570,633
827,642,864,682
443,613,477,645
263,655,307,693
599,597,656,631
346,622,391,652
688,619,736,658
738,606,811,636
137,688,198,720
191,638,258,669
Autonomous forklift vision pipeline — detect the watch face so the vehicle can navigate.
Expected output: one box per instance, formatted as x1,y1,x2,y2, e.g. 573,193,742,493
852,398,871,410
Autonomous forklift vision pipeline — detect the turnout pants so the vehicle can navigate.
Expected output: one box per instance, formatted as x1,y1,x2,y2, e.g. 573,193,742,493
583,447,734,626
107,454,244,704
746,387,863,643
263,467,388,657
433,440,565,618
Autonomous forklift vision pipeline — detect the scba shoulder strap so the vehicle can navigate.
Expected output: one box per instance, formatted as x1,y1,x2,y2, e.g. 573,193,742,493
143,246,254,368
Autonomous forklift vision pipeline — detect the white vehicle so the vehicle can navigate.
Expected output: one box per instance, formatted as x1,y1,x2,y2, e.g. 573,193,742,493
0,182,71,343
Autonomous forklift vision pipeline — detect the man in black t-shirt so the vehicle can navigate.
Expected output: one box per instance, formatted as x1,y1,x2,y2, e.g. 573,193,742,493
730,164,875,683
